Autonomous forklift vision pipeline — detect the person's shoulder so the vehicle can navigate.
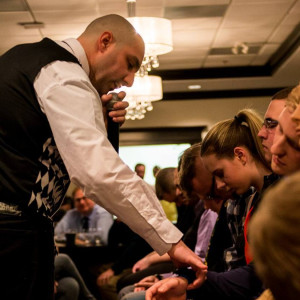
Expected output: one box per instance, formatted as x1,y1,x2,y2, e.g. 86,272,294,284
63,208,79,218
94,204,111,214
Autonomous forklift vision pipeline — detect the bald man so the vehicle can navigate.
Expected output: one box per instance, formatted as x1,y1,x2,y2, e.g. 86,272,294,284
0,14,205,300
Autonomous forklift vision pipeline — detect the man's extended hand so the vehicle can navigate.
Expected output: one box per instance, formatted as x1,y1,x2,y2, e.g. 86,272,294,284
101,91,129,126
167,240,207,289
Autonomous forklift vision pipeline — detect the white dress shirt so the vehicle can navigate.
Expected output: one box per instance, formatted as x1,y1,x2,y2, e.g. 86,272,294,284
33,38,182,254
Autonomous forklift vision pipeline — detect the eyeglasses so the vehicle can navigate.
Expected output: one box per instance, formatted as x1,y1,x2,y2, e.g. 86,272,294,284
262,118,278,129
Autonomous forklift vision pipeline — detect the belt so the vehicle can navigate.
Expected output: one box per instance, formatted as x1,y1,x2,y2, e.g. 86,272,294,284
0,201,23,216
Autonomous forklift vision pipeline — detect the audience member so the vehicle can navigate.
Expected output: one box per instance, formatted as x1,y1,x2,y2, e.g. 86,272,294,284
271,102,300,175
55,253,96,300
55,187,113,245
258,87,292,163
155,168,178,223
134,163,146,179
249,171,300,300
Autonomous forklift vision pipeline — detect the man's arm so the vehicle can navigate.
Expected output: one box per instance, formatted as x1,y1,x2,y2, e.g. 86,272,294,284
34,60,182,255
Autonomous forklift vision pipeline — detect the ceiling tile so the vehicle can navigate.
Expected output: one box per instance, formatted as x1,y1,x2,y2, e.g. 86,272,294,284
28,0,99,11
173,29,216,48
214,27,273,47
0,0,27,11
40,23,87,36
222,2,293,28
135,7,164,17
0,12,41,36
172,17,222,30
34,10,99,24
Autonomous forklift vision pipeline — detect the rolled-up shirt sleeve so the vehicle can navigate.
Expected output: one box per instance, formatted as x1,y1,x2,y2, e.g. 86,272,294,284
34,61,182,255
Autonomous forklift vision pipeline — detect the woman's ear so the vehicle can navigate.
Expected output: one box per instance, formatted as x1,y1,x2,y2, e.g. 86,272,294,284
97,31,113,52
234,147,247,165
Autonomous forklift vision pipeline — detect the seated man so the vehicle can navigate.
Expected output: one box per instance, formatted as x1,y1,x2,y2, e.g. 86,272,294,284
55,187,113,245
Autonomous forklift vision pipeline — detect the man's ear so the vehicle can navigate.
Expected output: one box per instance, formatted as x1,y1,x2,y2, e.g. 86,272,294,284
98,31,113,52
234,147,247,165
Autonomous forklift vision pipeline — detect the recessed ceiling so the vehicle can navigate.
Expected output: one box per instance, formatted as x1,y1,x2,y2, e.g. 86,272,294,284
0,0,299,99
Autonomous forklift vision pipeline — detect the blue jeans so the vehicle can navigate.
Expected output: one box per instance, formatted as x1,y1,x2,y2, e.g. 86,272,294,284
0,212,55,300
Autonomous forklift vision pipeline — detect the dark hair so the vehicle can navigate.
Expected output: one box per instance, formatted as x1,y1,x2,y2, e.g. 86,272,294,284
155,167,176,200
135,163,145,170
178,143,201,197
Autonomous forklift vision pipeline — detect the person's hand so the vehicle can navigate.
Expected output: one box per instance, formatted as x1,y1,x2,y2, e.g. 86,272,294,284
134,275,160,292
145,277,188,300
96,268,115,286
132,256,151,273
101,91,129,126
167,240,207,289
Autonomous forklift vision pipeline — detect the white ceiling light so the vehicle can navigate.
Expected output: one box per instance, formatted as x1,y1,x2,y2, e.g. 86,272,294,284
126,0,173,76
115,75,163,120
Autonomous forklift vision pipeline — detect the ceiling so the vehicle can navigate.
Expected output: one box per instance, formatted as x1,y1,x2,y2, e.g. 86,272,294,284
0,0,299,135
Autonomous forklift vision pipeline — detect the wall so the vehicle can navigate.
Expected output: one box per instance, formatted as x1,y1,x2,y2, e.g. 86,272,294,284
123,96,270,138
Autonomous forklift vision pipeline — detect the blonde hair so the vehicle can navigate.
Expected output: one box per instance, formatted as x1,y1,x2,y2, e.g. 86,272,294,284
286,84,300,111
201,108,269,170
249,171,300,300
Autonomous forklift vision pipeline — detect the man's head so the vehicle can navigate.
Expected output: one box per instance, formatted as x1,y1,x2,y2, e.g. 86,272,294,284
135,163,145,179
271,107,300,175
72,187,95,216
77,14,145,95
155,167,185,204
258,87,293,163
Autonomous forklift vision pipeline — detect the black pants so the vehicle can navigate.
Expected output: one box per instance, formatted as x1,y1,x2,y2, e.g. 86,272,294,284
0,212,55,300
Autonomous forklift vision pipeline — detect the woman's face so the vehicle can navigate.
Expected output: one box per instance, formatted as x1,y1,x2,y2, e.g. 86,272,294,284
202,152,251,196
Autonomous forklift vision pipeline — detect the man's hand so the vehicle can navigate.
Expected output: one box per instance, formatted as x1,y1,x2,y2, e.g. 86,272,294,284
96,268,114,286
167,240,207,289
101,91,129,126
145,277,188,300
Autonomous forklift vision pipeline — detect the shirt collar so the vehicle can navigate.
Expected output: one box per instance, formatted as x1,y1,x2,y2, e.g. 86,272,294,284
56,38,90,76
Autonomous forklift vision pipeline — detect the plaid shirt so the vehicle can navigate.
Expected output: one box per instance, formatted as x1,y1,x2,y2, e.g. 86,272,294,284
224,188,255,270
